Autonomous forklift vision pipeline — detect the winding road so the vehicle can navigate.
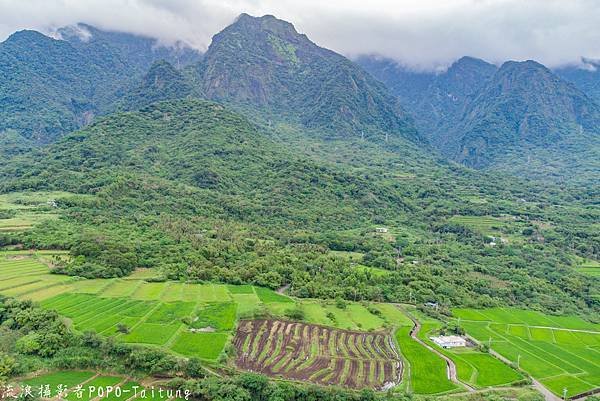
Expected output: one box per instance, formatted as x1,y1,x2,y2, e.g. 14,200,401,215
402,308,475,392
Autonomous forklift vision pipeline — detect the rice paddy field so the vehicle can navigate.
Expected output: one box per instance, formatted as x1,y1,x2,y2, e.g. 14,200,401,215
575,260,600,277
453,307,600,397
16,371,179,400
233,319,402,389
394,325,457,394
0,252,422,368
447,215,528,243
406,306,523,390
8,251,593,396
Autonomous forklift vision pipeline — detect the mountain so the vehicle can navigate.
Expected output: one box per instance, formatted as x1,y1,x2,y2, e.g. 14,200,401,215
1,98,597,314
56,23,201,72
357,56,497,141
555,57,600,104
116,60,193,111
195,14,420,143
446,60,600,178
0,24,201,143
359,55,600,182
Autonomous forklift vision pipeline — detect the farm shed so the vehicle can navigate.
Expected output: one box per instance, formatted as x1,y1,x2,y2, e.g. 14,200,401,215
430,335,467,348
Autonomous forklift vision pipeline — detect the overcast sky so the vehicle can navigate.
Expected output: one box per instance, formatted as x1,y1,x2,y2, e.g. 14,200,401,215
1,0,599,71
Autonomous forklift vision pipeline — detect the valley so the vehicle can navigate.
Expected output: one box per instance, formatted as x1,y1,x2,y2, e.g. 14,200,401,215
0,7,598,401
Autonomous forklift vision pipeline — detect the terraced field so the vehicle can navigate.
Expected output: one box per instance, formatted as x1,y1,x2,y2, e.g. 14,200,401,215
233,319,401,389
576,260,600,277
0,191,75,231
454,307,600,397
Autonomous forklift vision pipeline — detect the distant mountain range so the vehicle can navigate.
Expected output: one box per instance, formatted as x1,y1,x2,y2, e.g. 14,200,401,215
1,14,599,182
358,55,600,181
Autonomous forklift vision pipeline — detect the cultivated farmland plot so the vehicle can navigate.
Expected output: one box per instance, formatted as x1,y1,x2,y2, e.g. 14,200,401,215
7,252,597,397
233,319,402,390
454,307,600,397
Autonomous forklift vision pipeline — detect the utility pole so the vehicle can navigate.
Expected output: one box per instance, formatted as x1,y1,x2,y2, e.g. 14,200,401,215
563,388,567,400
517,354,521,369
488,337,492,348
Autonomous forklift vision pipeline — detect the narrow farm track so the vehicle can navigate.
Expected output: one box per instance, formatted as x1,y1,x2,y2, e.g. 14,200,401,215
403,308,475,392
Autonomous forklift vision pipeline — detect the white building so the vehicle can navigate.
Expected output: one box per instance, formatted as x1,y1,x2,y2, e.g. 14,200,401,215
375,227,389,233
430,335,467,348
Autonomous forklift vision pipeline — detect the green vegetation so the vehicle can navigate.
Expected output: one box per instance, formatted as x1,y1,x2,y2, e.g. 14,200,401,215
576,260,600,277
21,371,96,389
409,307,523,389
255,287,293,303
394,326,457,394
171,332,228,360
455,307,600,396
1,12,600,400
192,303,237,331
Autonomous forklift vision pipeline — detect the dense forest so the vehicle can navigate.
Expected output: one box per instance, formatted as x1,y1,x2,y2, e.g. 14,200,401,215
0,100,597,318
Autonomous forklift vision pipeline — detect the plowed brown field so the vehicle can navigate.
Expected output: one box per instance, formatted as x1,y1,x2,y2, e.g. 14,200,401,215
233,319,402,389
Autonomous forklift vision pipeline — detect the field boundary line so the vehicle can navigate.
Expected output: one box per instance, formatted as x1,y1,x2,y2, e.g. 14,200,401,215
458,319,600,334
488,324,585,374
117,302,163,338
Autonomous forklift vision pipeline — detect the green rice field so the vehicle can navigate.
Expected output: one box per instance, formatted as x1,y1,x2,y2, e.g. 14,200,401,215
0,253,423,364
408,307,523,389
4,252,569,395
576,260,600,277
394,325,457,394
454,307,600,397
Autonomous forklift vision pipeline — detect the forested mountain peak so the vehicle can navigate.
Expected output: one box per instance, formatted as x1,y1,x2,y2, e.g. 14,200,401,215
198,14,421,143
445,59,600,177
117,60,193,111
0,24,201,143
556,58,600,104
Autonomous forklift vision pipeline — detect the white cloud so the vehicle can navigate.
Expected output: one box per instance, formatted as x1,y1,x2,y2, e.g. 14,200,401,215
0,0,599,70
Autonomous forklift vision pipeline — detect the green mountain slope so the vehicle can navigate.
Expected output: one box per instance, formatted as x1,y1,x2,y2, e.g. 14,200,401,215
556,57,600,104
0,25,201,143
448,60,600,180
360,56,600,182
116,60,193,111
1,99,597,315
196,14,420,143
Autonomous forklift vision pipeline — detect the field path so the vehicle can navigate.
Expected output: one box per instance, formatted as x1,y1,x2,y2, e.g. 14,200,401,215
401,307,475,392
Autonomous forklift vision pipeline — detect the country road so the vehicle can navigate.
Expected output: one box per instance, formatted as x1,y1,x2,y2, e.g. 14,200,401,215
402,307,475,392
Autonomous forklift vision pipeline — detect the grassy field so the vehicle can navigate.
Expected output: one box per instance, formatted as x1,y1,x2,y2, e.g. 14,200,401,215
0,191,78,231
575,260,600,277
408,307,523,389
394,325,457,394
454,307,600,396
